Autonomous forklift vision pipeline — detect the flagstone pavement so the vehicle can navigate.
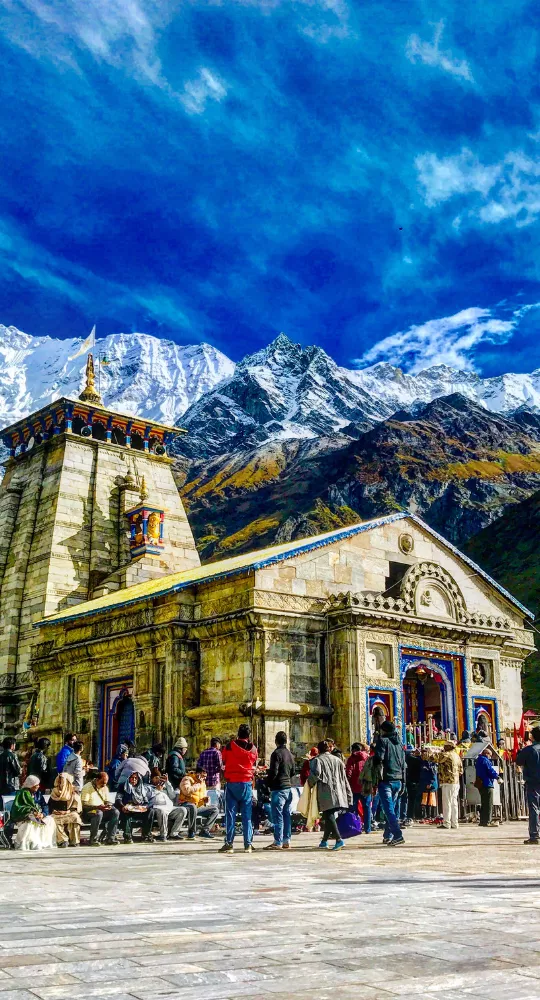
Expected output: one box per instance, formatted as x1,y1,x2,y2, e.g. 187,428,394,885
1,824,540,1000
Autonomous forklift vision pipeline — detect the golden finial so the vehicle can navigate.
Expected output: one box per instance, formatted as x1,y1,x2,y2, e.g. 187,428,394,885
79,354,103,405
139,475,149,503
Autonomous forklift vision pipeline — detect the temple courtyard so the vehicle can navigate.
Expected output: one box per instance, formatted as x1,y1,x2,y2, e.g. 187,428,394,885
0,825,539,1000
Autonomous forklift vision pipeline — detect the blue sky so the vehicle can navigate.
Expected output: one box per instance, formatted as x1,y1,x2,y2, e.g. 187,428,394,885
1,0,540,374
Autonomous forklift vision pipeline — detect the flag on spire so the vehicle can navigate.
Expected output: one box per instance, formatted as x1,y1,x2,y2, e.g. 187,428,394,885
68,325,96,361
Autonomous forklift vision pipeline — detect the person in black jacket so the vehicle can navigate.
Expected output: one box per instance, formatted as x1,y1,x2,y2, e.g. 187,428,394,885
374,721,406,846
166,737,188,789
516,726,540,844
0,737,21,796
142,743,165,773
27,738,51,790
264,732,296,851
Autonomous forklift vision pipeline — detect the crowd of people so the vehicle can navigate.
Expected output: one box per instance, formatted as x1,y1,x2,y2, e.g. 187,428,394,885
0,719,538,852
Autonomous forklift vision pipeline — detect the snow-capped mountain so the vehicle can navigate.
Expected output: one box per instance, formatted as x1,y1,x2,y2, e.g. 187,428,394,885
349,362,540,416
1,323,540,449
0,325,234,427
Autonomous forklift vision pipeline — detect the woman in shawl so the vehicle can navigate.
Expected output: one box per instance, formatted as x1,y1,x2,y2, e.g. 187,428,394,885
49,772,81,847
115,771,155,843
11,776,56,850
308,740,353,851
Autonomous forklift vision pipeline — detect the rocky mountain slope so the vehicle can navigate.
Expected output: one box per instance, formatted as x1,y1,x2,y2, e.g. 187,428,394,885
177,394,540,560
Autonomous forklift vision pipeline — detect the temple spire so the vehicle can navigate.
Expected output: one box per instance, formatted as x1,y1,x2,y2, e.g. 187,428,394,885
79,353,103,405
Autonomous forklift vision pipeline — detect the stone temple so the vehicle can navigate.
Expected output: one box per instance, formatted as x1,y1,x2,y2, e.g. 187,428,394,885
0,360,534,763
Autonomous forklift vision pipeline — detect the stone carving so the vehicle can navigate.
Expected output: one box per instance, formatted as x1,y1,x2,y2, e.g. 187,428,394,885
402,562,467,622
399,532,414,554
471,659,493,688
365,642,393,678
417,583,453,620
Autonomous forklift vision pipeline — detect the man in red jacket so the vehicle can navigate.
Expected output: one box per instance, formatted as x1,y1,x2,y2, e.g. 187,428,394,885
219,723,258,854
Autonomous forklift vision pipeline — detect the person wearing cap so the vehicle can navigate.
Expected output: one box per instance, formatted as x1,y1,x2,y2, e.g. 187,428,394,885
166,737,188,790
431,741,463,830
107,744,129,791
373,721,406,846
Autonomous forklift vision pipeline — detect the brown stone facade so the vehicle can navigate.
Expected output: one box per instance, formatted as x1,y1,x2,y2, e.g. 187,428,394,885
30,518,535,765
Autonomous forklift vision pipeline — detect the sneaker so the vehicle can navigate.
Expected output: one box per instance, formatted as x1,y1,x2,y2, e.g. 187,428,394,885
388,837,405,846
282,842,290,849
169,834,184,841
143,835,154,843
318,839,329,849
264,843,282,850
219,842,234,854
123,837,133,844
57,842,68,849
158,836,167,842
382,837,393,845
88,839,103,847
198,830,215,840
332,840,345,851
524,838,539,844
187,833,196,840
244,844,255,853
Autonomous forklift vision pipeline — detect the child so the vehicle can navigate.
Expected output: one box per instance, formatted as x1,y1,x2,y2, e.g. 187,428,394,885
419,753,438,822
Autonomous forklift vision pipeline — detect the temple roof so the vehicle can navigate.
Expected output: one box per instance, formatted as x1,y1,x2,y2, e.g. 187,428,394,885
37,512,533,626
0,397,185,439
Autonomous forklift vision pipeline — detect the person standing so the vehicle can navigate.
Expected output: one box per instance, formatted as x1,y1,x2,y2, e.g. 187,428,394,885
55,733,77,775
265,732,296,851
434,742,463,830
63,740,85,793
374,721,406,846
81,772,120,846
166,737,189,790
308,740,352,851
345,742,369,824
0,737,21,796
219,723,258,854
27,738,52,790
475,747,500,827
197,738,223,790
516,726,540,844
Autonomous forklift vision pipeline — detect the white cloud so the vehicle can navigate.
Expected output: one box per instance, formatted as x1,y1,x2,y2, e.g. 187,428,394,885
406,21,473,82
181,68,227,115
416,149,500,207
416,148,540,227
0,0,170,86
356,307,516,373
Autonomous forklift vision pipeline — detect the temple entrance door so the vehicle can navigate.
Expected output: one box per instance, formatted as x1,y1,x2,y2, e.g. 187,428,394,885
403,664,445,745
100,679,135,768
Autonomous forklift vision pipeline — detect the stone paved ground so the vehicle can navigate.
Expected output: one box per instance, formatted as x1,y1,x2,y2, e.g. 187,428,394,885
1,824,540,1000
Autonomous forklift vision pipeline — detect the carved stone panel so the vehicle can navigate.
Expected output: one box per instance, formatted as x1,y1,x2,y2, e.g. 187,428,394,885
471,658,494,688
365,642,393,679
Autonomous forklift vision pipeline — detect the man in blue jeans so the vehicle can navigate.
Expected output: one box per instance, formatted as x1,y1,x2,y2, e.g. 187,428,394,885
374,721,406,846
264,731,296,851
219,723,258,854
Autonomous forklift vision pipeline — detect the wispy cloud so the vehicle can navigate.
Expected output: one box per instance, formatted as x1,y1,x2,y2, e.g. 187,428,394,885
181,69,227,115
406,21,473,82
356,307,516,373
416,148,540,227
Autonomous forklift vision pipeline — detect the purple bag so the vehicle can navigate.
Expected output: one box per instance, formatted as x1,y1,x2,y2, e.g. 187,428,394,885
336,809,362,839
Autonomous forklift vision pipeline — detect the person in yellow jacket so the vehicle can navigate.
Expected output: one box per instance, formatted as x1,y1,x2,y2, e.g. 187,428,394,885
178,768,219,840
